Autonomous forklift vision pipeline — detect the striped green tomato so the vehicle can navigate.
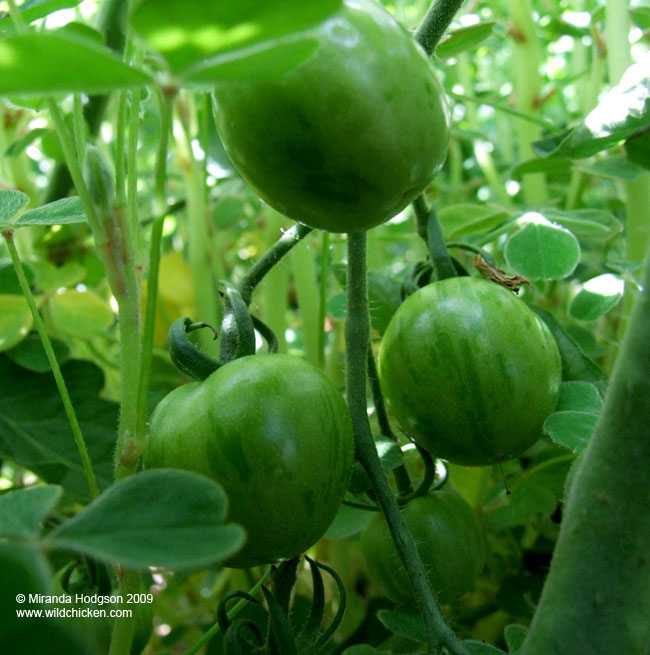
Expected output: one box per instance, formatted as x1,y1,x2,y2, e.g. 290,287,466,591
378,277,561,466
360,489,485,604
144,354,354,568
212,0,449,233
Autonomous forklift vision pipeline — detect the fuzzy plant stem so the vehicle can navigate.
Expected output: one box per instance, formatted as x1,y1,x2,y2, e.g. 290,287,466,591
239,223,313,305
6,3,141,490
2,231,99,499
133,88,176,456
345,232,469,655
414,0,465,56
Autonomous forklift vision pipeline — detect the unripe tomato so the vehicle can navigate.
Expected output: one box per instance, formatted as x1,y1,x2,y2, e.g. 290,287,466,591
212,0,449,233
379,278,561,466
360,489,485,605
144,354,354,568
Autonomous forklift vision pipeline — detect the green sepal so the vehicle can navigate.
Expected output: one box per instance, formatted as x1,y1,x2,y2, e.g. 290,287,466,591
305,558,347,653
168,316,221,381
262,586,299,655
219,283,256,362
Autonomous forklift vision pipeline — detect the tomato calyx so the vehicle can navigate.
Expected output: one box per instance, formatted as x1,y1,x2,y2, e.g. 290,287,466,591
217,556,346,655
168,317,221,381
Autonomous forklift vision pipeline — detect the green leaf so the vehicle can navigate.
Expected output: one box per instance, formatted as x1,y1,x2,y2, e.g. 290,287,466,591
0,542,85,653
554,381,603,413
438,203,512,239
504,217,580,280
631,6,650,31
47,469,246,570
323,502,372,540
0,258,34,294
512,157,573,176
531,54,650,159
0,356,118,500
575,156,648,182
342,646,390,655
14,197,87,227
486,478,558,529
0,485,62,539
544,411,598,452
569,274,624,321
539,208,621,244
435,22,496,59
130,0,341,74
5,333,70,372
505,624,528,654
185,37,320,85
48,290,114,339
544,382,602,452
29,259,85,293
0,189,29,224
0,0,83,30
39,129,66,163
3,127,48,156
0,33,151,96
532,307,607,395
0,295,33,351
463,641,506,654
377,607,426,644
625,128,650,170
487,456,573,528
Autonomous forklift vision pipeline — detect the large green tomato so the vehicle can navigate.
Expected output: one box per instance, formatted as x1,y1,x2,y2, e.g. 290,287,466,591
144,354,354,568
379,277,562,466
360,489,485,605
212,0,449,233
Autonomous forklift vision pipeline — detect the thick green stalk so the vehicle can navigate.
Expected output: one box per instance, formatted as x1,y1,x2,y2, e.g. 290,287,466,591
521,249,650,655
414,0,465,56
108,570,141,655
2,231,99,499
127,50,144,266
132,89,175,463
508,0,548,205
345,232,468,655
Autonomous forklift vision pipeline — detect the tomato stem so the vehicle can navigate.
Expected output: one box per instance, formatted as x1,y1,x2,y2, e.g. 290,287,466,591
131,87,176,472
413,196,456,281
366,345,414,495
414,0,465,56
345,231,469,655
239,223,312,306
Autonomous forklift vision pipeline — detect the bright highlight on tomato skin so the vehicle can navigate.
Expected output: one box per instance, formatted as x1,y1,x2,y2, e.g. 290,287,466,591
212,0,450,233
378,277,562,466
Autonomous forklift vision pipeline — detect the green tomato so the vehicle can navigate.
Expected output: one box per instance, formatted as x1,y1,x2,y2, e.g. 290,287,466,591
360,489,485,605
144,354,355,568
378,277,562,466
212,0,449,233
